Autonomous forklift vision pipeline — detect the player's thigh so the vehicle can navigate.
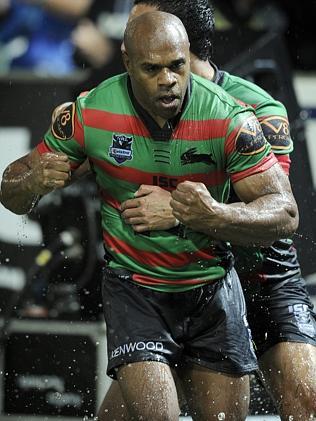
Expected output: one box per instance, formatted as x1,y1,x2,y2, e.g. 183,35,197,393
251,276,316,356
265,277,316,343
117,361,180,421
259,342,316,408
178,363,250,421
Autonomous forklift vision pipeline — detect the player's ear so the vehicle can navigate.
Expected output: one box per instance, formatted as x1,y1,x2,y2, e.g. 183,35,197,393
121,41,126,54
122,50,131,73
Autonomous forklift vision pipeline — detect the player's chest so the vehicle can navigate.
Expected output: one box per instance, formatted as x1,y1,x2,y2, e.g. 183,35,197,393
85,130,221,175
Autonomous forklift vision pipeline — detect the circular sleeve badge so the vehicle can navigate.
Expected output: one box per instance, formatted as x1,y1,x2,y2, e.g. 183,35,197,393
51,102,75,140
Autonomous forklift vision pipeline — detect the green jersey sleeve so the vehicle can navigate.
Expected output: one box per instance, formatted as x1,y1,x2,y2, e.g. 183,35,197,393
220,71,293,158
224,110,277,183
38,101,86,170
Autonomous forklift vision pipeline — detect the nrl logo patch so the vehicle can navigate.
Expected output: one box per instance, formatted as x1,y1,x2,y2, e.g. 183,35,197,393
109,133,133,164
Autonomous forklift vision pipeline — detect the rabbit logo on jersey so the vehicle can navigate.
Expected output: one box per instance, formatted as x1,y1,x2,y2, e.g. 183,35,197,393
109,133,133,164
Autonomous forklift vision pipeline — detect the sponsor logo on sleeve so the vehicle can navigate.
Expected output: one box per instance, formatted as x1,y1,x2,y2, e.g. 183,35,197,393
235,115,266,155
51,102,75,140
260,116,292,150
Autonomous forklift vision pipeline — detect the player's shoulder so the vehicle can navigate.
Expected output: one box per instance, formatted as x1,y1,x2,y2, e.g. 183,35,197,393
76,73,128,108
222,71,285,107
221,71,273,100
191,73,251,113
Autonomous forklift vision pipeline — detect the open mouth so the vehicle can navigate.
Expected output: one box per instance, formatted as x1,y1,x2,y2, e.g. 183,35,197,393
158,95,180,108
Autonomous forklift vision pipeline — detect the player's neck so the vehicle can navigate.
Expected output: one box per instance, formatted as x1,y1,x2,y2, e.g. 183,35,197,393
190,56,215,82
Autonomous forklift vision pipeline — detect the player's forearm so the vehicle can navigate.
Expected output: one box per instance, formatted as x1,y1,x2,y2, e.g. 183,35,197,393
1,162,40,215
204,194,298,246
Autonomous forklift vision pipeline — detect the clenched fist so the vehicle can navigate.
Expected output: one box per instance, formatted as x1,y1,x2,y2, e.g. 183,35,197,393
121,184,176,232
170,181,224,233
30,152,71,195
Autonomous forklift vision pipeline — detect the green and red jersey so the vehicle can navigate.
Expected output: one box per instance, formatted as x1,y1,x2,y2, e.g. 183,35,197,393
213,68,299,283
214,69,293,175
37,73,276,291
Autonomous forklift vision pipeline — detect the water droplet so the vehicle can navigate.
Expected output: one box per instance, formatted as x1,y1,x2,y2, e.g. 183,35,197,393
54,392,62,400
217,412,225,420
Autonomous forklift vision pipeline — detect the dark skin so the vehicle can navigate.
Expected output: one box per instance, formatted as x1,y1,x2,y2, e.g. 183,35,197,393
108,12,253,421
1,12,251,421
0,150,71,215
119,9,298,249
1,11,190,215
120,4,299,247
0,9,304,421
122,10,190,128
97,6,306,421
122,166,298,247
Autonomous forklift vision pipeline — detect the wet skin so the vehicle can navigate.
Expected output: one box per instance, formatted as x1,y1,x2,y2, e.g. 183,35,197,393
122,11,191,128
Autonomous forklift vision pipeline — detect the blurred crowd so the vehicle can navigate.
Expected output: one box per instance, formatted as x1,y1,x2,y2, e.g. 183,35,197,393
0,0,129,79
0,0,315,85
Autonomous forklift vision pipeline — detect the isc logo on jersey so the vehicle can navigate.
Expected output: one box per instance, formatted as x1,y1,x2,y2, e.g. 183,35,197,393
109,133,134,164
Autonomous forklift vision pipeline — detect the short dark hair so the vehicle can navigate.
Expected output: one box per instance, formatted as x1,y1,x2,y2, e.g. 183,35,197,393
133,0,215,60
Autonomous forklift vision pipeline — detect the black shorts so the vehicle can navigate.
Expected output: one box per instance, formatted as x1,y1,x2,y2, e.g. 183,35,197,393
242,275,316,357
101,268,258,378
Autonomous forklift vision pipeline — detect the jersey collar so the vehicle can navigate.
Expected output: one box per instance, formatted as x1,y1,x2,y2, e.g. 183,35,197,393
127,75,192,142
209,60,225,86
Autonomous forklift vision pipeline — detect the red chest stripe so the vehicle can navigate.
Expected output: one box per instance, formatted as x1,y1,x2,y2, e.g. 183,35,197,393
103,231,215,268
132,274,211,286
83,108,230,141
83,109,150,137
99,189,121,210
91,157,227,189
173,118,231,141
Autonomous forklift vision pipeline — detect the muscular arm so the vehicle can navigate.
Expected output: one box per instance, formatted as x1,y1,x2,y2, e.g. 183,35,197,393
1,148,71,215
171,163,298,246
121,165,298,245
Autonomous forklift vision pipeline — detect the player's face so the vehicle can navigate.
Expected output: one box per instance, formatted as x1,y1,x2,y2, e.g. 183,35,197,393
123,22,190,127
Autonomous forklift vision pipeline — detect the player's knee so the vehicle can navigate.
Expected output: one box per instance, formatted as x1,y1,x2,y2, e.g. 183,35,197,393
187,393,249,421
279,379,316,418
